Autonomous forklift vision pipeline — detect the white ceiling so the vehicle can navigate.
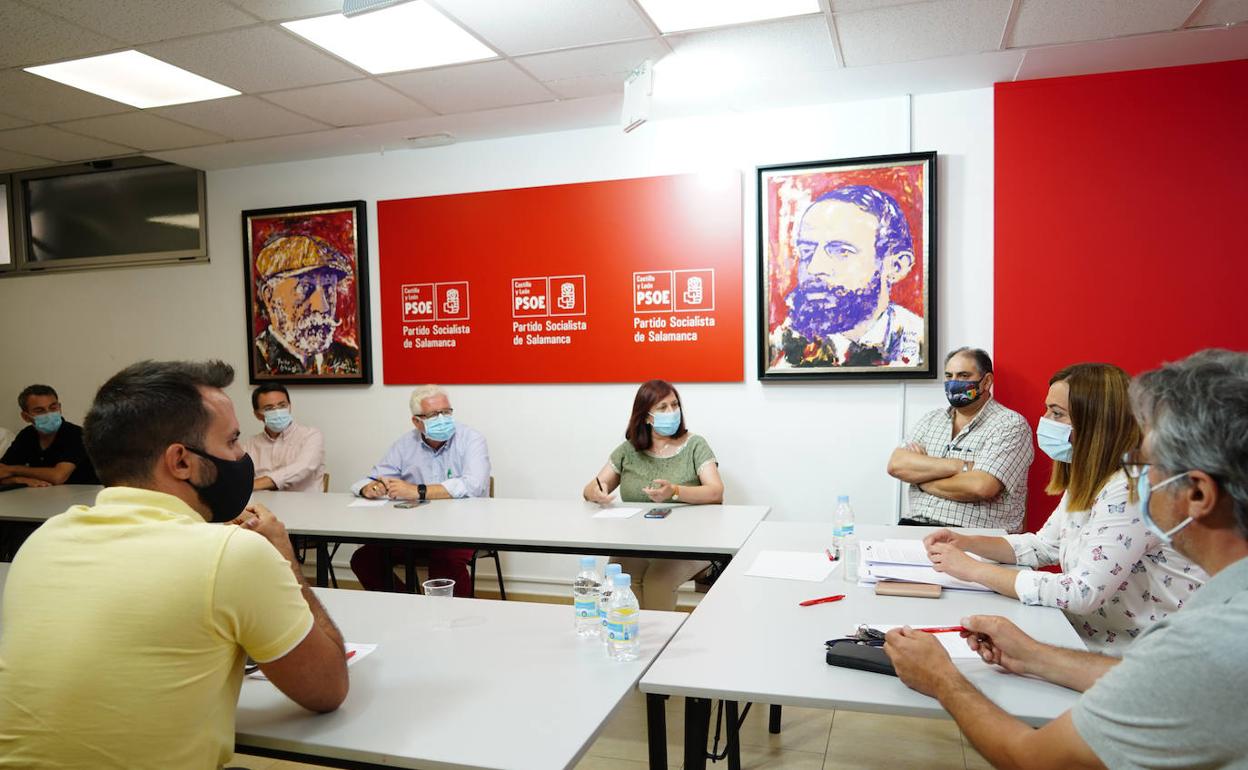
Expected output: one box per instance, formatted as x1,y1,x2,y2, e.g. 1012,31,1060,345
0,0,1244,172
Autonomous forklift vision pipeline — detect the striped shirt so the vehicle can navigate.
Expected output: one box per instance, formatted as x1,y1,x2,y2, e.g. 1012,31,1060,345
905,398,1033,531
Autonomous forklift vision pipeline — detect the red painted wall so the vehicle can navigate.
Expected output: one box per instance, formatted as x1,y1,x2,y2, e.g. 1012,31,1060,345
995,59,1248,532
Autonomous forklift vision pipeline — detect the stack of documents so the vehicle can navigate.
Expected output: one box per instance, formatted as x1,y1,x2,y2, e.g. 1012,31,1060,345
858,539,992,592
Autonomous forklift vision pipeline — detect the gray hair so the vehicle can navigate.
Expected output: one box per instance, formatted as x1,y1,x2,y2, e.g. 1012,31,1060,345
409,384,448,416
1129,348,1248,533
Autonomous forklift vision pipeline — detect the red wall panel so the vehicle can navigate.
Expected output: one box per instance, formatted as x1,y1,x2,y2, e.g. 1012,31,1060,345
995,59,1248,531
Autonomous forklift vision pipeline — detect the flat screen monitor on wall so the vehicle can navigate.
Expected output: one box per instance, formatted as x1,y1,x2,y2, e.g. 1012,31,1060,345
13,158,206,272
0,182,11,269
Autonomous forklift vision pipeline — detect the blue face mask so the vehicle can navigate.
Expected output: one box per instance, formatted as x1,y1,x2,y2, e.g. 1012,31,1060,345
944,379,984,407
423,414,455,442
32,412,63,434
1036,416,1074,463
263,408,293,433
1138,471,1193,546
650,409,681,437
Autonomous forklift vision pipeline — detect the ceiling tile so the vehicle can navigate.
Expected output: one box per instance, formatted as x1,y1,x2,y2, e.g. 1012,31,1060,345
829,0,925,11
0,113,32,131
140,26,364,92
1009,0,1194,48
0,1,121,68
0,126,135,162
1015,23,1248,80
516,39,669,82
432,0,655,55
0,70,132,123
23,0,256,45
383,60,555,114
0,148,53,173
153,95,330,140
836,0,1012,66
1187,0,1248,27
261,80,436,126
228,0,343,21
57,112,228,151
666,16,840,77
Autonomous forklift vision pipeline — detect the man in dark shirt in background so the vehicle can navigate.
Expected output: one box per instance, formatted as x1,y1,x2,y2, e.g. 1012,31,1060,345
0,384,98,490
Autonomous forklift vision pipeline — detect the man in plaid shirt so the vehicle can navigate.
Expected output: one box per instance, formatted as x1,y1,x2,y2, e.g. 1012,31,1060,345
887,347,1033,531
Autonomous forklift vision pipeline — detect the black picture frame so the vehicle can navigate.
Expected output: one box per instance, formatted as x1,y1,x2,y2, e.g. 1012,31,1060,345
242,200,372,385
757,151,937,381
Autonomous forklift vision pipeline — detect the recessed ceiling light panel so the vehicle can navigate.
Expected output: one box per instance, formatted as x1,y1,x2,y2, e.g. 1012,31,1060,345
283,1,496,75
25,50,240,109
638,0,821,34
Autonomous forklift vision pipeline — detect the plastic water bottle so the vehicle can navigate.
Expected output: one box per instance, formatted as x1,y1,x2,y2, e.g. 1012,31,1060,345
842,532,860,583
598,563,623,644
832,495,855,557
573,556,602,637
606,573,640,661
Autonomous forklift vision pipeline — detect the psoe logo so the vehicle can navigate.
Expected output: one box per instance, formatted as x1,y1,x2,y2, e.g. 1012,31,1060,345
434,281,470,321
401,283,435,322
673,268,715,312
548,275,586,316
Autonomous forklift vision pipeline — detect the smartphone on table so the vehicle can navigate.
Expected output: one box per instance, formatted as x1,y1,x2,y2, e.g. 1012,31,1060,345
644,507,671,519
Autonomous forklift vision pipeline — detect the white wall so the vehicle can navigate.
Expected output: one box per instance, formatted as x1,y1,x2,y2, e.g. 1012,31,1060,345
0,87,993,591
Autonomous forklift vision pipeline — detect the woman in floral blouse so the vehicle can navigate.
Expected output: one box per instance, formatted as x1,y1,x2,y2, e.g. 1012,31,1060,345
922,362,1206,654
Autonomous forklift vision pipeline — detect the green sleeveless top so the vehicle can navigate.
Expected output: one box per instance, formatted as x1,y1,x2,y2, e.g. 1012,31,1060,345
608,434,718,504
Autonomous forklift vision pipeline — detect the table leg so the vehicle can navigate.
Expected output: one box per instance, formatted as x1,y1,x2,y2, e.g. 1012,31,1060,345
315,541,329,588
383,549,397,592
725,700,742,770
769,703,782,734
646,693,667,770
684,697,711,770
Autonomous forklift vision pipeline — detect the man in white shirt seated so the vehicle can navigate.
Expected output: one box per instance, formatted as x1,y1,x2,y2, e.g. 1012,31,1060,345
241,383,326,492
351,384,491,597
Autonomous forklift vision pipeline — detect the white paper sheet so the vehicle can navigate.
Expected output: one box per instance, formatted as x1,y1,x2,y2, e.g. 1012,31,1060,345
247,643,378,680
745,550,838,582
348,499,389,508
862,624,980,659
867,564,993,592
592,507,642,519
862,539,933,566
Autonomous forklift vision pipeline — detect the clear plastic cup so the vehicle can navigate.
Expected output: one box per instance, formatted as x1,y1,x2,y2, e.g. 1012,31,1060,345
423,578,455,630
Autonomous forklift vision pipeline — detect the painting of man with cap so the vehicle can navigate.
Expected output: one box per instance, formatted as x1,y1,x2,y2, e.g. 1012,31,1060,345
243,201,371,384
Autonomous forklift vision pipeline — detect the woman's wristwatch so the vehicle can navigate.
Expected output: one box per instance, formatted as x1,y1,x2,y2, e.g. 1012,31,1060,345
671,485,680,502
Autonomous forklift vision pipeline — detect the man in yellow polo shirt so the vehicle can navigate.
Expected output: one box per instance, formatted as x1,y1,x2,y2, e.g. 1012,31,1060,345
0,360,349,769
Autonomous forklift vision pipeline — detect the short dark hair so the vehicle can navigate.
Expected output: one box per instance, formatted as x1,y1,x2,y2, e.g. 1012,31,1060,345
18,384,58,412
944,347,994,376
84,360,234,486
626,379,687,451
251,383,291,411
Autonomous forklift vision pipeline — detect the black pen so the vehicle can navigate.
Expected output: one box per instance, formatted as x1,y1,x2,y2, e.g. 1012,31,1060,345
595,478,604,492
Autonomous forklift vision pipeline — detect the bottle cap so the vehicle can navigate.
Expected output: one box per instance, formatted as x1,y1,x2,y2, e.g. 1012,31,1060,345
605,562,622,575
580,555,596,570
837,495,849,503
613,573,631,587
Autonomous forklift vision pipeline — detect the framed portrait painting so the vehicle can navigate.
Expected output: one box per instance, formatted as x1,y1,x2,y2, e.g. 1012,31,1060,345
242,200,372,385
757,151,937,381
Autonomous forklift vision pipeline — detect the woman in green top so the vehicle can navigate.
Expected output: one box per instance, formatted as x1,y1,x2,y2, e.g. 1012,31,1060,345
583,379,724,610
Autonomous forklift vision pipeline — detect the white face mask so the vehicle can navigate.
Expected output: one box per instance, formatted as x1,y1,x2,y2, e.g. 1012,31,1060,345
1138,471,1193,545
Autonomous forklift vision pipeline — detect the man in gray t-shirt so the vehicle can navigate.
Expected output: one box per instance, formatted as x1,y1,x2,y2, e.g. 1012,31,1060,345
881,349,1248,769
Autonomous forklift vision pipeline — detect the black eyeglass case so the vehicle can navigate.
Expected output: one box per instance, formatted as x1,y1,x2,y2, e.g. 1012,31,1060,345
825,640,897,677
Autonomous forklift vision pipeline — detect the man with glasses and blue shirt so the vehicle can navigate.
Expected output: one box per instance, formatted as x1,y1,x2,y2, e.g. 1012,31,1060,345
350,384,491,596
884,349,1248,769
0,384,97,489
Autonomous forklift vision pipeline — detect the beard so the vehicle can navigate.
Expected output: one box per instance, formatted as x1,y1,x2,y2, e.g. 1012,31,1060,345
785,271,882,341
271,303,341,358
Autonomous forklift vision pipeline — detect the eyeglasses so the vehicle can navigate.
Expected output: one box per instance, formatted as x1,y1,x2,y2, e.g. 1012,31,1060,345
825,625,886,648
1121,450,1150,480
418,408,454,419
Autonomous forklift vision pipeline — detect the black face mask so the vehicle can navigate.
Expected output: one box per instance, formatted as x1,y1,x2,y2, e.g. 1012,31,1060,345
186,446,255,523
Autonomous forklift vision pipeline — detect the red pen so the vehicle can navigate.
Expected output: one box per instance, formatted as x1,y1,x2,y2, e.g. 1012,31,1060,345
346,650,357,661
916,626,967,634
825,548,837,562
799,594,846,607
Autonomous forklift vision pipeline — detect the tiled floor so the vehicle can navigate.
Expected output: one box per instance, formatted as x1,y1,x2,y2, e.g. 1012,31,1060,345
233,688,994,770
